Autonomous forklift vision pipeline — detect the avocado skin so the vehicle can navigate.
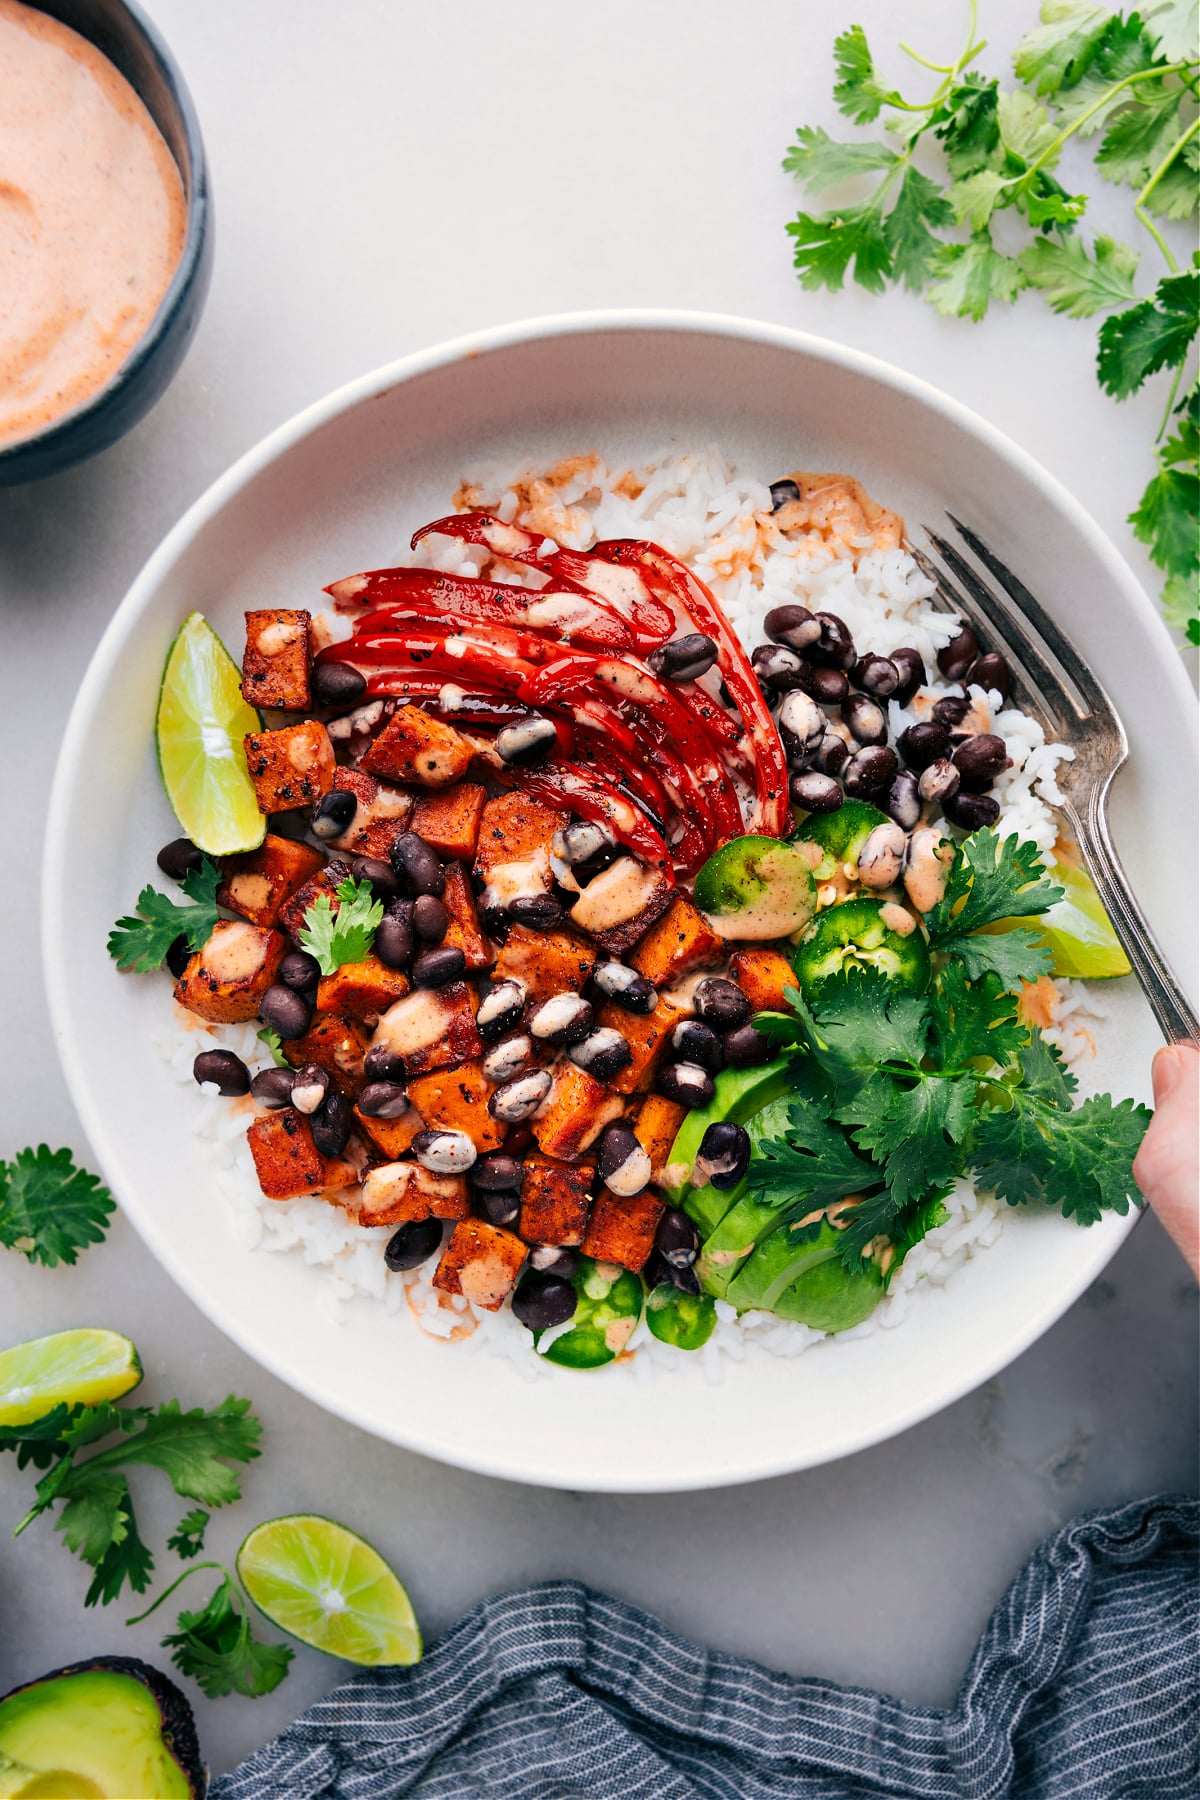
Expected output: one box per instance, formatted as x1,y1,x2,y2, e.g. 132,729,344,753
0,1657,207,1799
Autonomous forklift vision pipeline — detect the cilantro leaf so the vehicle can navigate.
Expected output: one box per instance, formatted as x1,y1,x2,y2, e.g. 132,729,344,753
1096,84,1187,190
1144,131,1200,220
1098,266,1198,398
0,1146,114,1267
0,1405,84,1471
832,24,903,124
1014,2,1117,98
1019,232,1140,315
1130,464,1200,575
786,204,893,294
107,859,222,973
80,1395,262,1506
1161,571,1200,642
997,86,1061,164
80,1483,155,1608
298,875,383,976
168,1508,211,1560
947,925,1056,990
838,1073,973,1211
927,830,1064,956
795,967,930,1079
1052,14,1159,134
257,1025,288,1068
928,963,1029,1070
160,1571,293,1699
928,236,1026,321
884,166,955,289
744,1094,879,1213
782,125,897,192
929,76,1002,176
1142,0,1199,65
949,170,1010,231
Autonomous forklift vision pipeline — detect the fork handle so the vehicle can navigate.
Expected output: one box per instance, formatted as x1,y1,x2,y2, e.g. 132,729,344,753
1065,789,1199,1043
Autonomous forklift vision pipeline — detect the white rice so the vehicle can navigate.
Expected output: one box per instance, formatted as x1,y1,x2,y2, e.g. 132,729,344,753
161,448,1103,1380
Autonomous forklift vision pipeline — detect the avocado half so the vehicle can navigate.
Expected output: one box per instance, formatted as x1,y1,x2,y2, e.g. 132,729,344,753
0,1658,206,1799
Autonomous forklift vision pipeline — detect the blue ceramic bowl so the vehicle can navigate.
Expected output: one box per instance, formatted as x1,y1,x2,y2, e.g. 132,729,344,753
0,0,211,486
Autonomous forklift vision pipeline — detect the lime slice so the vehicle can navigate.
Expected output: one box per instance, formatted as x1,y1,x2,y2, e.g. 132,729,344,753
0,1329,142,1428
156,612,265,856
237,1515,422,1666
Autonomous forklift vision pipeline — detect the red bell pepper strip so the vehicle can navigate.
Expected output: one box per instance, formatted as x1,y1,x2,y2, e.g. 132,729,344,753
411,510,550,561
511,765,673,873
321,630,535,696
325,567,634,652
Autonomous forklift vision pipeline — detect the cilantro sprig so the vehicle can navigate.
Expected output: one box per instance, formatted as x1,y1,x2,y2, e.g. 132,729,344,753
128,1562,293,1700
298,874,384,975
783,4,1200,640
107,858,223,972
0,1146,114,1266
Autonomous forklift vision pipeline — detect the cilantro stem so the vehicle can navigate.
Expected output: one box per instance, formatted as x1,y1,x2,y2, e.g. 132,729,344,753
125,1560,227,1625
1155,359,1189,441
1017,63,1196,189
900,44,954,75
1136,114,1200,279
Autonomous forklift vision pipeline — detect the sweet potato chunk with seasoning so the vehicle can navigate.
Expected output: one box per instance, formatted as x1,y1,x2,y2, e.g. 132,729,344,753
492,924,595,1005
324,768,414,860
361,706,473,787
519,1158,593,1247
411,783,487,862
630,895,724,986
533,1065,624,1161
406,1060,503,1152
633,1094,688,1179
433,1218,527,1311
247,1108,328,1199
282,1014,368,1096
372,982,482,1077
353,1104,425,1160
729,946,799,1015
441,862,494,972
358,1162,469,1228
174,920,286,1024
315,958,411,1023
276,858,353,940
241,609,312,710
244,721,335,813
217,835,325,929
581,1189,663,1274
597,994,690,1095
569,858,674,955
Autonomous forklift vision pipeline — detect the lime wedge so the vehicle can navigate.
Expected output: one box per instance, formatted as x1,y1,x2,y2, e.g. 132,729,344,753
156,612,265,856
237,1515,422,1666
0,1329,142,1428
983,859,1132,981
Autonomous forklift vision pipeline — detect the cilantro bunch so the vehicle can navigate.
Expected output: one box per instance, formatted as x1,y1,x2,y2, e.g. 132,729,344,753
783,1,1199,642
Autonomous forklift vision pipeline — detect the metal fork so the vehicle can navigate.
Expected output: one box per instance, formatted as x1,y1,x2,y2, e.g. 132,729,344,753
914,517,1198,1043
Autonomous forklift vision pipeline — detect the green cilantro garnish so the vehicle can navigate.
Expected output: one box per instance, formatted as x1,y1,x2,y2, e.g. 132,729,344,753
783,6,1200,640
168,1508,210,1560
0,1146,115,1267
257,1025,289,1067
107,859,223,972
298,875,384,976
925,827,1064,987
128,1561,292,1699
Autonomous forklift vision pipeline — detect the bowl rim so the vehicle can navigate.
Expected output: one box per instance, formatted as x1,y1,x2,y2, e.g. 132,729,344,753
0,0,210,471
43,309,1189,1491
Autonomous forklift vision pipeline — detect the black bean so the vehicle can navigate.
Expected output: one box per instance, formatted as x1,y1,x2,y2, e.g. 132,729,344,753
932,694,971,729
648,632,719,681
279,948,321,993
250,1066,296,1109
655,1207,699,1268
768,478,801,511
899,721,950,770
889,646,925,705
495,715,559,765
349,855,401,901
693,1120,751,1191
508,894,564,930
790,770,843,814
313,660,367,707
953,733,1010,791
530,1245,580,1278
488,1069,554,1122
555,821,615,866
412,1128,476,1174
693,977,751,1031
815,730,849,776
471,1153,525,1193
193,1049,251,1096
529,992,593,1046
666,1260,702,1296
476,979,527,1040
311,789,357,840
384,1217,444,1271
764,603,821,651
918,758,960,804
311,1089,351,1158
597,1122,652,1196
808,665,849,705
568,849,619,889
569,1028,632,1082
259,983,312,1041
481,1035,535,1083
289,1063,331,1114
944,789,1001,830
412,895,449,943
591,962,657,1014
374,904,414,970
843,693,888,746
513,1272,576,1333
884,768,921,831
412,945,466,988
358,1081,409,1119
751,642,809,692
776,689,826,766
723,1021,771,1067
478,1188,521,1226
657,1061,716,1107
937,625,978,680
388,831,445,896
364,1042,406,1084
843,744,898,797
854,654,899,697
809,612,856,670
157,837,202,881
966,652,1012,699
669,1019,723,1071
165,934,192,979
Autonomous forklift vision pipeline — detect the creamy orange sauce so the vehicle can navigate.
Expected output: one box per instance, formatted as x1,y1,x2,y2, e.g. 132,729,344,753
0,0,186,446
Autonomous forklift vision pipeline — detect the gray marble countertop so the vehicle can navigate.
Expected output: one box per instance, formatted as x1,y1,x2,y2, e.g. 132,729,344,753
1,0,1195,1778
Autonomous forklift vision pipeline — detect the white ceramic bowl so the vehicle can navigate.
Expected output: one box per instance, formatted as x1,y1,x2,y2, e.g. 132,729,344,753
44,312,1197,1493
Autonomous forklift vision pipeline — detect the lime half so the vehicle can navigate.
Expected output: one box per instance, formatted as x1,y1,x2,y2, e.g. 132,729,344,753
0,1329,142,1428
156,612,265,856
237,1515,422,1666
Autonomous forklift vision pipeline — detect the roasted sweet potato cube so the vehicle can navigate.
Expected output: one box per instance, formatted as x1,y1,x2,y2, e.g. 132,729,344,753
406,1060,503,1152
241,609,312,710
432,1218,527,1310
324,768,414,860
533,1065,625,1161
729,946,799,1015
282,1014,368,1096
569,858,674,956
411,783,487,862
361,706,473,787
276,858,353,940
474,792,564,908
353,1104,425,1160
247,1108,328,1199
315,958,411,1024
630,895,724,986
372,982,482,1077
492,924,595,1005
633,1094,688,1180
217,834,326,929
440,862,494,972
244,721,335,813
581,1188,664,1274
174,920,286,1023
358,1161,470,1228
597,994,690,1095
519,1158,593,1247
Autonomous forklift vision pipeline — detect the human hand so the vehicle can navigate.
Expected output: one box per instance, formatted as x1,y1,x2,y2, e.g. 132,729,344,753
1133,1041,1199,1280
